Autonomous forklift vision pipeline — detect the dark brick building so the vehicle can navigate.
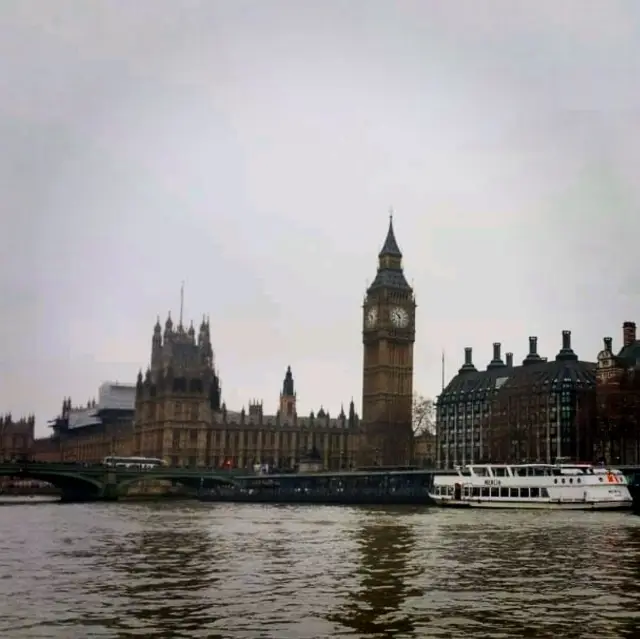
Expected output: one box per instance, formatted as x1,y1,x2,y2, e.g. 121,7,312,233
595,321,640,465
436,331,596,468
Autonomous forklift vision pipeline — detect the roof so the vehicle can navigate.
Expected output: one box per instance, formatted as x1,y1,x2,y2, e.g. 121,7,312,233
368,216,412,293
617,340,640,367
440,349,596,402
378,216,402,258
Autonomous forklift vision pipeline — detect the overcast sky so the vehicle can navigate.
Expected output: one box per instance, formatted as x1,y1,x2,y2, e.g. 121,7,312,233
1,1,639,435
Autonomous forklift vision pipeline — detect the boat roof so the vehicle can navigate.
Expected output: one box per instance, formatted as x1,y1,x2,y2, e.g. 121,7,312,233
460,462,594,468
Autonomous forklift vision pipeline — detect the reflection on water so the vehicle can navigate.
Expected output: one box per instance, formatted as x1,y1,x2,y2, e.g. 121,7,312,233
329,507,423,637
89,523,220,638
1,503,640,637
413,511,640,638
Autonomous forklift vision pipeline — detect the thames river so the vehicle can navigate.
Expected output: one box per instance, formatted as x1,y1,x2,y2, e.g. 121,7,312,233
1,501,640,638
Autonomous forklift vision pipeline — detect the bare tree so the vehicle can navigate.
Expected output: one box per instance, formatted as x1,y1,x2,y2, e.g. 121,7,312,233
413,394,435,436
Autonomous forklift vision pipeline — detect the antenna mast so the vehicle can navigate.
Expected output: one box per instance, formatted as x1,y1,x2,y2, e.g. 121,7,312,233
179,281,184,327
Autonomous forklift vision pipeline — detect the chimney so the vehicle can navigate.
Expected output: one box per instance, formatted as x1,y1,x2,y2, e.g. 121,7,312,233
556,330,577,361
604,337,613,352
523,336,541,365
623,321,636,347
487,342,505,369
506,352,513,367
458,346,477,373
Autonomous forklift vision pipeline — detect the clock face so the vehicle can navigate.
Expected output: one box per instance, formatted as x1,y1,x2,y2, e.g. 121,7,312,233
390,306,410,328
365,307,378,328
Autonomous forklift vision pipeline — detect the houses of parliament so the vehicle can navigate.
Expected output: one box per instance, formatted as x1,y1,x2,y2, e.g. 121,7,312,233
28,219,417,470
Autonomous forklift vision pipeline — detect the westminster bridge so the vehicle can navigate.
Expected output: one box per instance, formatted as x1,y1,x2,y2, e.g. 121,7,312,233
0,462,248,501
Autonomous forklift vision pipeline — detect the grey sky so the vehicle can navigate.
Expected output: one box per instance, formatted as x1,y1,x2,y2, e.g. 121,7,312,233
1,1,639,435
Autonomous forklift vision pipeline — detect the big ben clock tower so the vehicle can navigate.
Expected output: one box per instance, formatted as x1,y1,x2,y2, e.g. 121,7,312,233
361,214,416,467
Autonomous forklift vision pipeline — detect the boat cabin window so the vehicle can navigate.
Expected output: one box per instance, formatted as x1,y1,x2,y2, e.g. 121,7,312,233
470,466,489,477
459,469,471,477
493,467,508,477
530,487,540,498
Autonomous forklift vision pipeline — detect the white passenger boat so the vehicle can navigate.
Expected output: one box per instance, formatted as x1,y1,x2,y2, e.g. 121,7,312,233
429,463,632,510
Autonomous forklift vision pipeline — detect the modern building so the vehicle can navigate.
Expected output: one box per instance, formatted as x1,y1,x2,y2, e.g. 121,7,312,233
436,331,597,468
595,321,640,464
360,216,416,467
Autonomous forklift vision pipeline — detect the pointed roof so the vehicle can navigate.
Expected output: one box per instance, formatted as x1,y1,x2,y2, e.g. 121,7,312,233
378,213,402,259
368,213,411,293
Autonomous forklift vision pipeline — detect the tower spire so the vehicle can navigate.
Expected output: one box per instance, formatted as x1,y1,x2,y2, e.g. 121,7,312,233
179,281,184,327
378,208,402,259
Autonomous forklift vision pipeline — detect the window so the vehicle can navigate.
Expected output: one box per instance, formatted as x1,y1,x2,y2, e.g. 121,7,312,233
530,487,539,498
541,488,549,498
500,487,509,498
510,488,519,498
521,488,530,498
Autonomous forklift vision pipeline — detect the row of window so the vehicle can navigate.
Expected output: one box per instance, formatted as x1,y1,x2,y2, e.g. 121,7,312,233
438,395,575,413
435,485,550,498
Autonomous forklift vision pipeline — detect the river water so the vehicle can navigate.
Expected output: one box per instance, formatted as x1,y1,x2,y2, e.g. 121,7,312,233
1,501,640,638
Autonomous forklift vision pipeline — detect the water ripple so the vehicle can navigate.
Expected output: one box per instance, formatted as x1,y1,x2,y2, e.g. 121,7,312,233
0,502,639,637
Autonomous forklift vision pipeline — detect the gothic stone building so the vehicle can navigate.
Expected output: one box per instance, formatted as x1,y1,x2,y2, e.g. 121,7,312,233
360,216,415,467
595,321,640,464
436,331,597,468
134,315,360,470
34,383,136,463
0,414,35,461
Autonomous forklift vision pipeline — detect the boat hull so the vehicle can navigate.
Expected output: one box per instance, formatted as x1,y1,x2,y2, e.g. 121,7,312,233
430,497,633,511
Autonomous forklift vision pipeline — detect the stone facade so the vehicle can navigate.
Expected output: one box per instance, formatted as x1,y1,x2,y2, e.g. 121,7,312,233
360,216,416,466
0,414,35,461
133,315,360,470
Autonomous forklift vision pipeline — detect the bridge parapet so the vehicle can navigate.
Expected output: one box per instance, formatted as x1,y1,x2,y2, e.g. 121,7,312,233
0,462,247,501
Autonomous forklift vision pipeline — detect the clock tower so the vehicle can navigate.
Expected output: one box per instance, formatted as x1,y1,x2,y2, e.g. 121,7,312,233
361,214,416,467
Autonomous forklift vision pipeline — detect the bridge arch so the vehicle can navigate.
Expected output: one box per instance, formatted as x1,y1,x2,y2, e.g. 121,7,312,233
14,470,104,498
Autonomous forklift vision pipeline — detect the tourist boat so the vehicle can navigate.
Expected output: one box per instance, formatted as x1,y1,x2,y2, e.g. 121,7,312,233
429,463,633,510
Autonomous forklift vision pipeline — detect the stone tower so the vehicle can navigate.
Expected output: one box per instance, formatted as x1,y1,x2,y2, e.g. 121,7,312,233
134,314,221,465
279,365,296,419
361,215,416,466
